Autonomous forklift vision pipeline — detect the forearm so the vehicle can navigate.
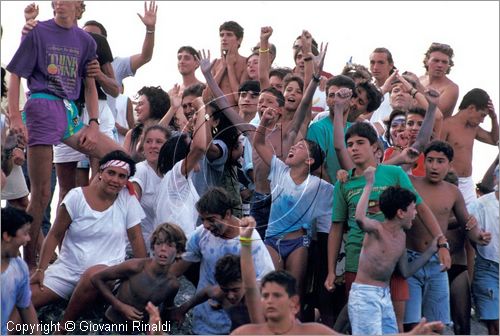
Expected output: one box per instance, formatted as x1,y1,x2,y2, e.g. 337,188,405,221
290,77,317,135
84,78,99,119
490,115,499,144
38,232,60,271
7,74,21,119
402,246,437,277
327,223,344,275
258,39,271,90
226,64,241,104
241,242,264,323
480,157,499,191
333,109,354,170
412,102,437,152
158,106,178,128
19,304,39,329
355,182,373,226
92,275,123,309
96,73,119,98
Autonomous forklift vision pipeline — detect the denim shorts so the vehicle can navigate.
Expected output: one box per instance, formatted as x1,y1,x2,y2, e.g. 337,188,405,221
403,250,451,324
472,253,499,320
348,282,398,335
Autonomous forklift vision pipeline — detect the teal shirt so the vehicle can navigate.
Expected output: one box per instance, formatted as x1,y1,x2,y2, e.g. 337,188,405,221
332,164,422,273
306,117,351,184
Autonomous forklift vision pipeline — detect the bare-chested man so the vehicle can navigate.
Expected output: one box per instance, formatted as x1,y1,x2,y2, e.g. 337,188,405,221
211,21,247,108
92,223,186,326
419,43,459,118
404,140,491,331
440,88,499,206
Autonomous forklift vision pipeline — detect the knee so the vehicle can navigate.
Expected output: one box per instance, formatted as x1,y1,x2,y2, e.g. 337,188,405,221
79,265,107,288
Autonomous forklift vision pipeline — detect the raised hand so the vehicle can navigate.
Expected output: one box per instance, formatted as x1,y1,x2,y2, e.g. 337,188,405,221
424,88,441,106
261,107,278,127
196,49,215,75
168,84,182,109
239,216,256,239
137,1,157,29
313,42,328,75
487,99,497,119
24,2,39,21
300,30,312,54
336,169,349,183
260,26,273,42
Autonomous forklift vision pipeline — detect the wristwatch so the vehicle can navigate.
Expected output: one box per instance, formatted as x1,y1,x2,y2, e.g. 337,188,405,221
437,242,450,250
88,118,100,126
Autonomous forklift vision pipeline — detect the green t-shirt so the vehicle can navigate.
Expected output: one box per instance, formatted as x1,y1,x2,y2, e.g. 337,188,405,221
306,117,352,184
332,164,422,273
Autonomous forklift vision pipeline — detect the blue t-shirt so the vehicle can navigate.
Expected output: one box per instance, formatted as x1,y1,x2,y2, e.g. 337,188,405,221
7,19,96,100
183,226,274,334
191,139,228,197
266,156,333,238
1,257,31,335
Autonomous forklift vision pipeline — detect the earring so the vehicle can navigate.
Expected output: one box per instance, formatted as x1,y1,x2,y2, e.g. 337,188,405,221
212,127,218,136
98,175,102,180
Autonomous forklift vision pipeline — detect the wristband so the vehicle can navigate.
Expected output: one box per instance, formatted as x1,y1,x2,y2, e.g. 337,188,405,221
259,48,269,53
146,30,155,34
312,74,321,82
35,267,45,273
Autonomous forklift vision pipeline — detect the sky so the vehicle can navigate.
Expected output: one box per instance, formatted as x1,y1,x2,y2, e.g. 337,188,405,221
1,0,499,183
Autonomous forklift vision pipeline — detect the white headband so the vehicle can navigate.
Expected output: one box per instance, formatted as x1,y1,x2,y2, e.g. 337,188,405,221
100,160,131,175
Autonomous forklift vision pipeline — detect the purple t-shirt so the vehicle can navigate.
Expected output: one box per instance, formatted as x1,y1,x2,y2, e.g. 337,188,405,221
7,19,96,100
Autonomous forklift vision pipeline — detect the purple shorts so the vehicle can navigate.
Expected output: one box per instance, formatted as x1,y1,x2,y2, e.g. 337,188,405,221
24,93,83,146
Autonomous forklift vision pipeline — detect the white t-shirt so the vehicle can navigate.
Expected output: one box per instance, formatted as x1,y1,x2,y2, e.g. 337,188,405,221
155,160,199,237
56,187,145,272
107,56,134,119
183,226,275,334
370,92,391,131
266,156,333,238
114,94,130,145
468,192,499,263
130,161,162,250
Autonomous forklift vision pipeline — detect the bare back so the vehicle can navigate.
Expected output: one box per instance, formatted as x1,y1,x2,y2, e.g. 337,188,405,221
441,116,476,177
356,224,406,287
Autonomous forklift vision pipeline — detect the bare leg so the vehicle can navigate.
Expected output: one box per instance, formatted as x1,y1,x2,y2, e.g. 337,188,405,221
24,145,54,270
465,239,475,281
6,196,29,210
486,320,499,335
265,245,284,271
59,265,108,329
55,162,77,207
62,128,123,159
450,270,471,334
286,246,308,319
76,167,90,187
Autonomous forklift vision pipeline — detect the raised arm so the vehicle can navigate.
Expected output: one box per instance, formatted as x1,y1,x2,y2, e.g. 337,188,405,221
476,99,499,145
288,42,328,141
198,50,254,134
130,1,157,73
182,97,207,176
354,167,380,233
258,26,272,90
159,84,182,128
324,221,344,292
398,237,438,278
253,107,277,167
91,260,145,321
411,88,440,152
239,216,265,323
332,88,354,170
301,30,313,88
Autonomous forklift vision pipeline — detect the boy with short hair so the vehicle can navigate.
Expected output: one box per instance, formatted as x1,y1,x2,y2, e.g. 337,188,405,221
1,207,38,334
91,223,187,325
349,168,438,335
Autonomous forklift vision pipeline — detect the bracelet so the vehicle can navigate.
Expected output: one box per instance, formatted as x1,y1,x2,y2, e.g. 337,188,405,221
312,74,321,82
259,48,269,53
239,237,252,242
146,29,155,34
204,113,211,121
410,88,417,98
303,57,313,62
240,240,252,246
35,267,45,273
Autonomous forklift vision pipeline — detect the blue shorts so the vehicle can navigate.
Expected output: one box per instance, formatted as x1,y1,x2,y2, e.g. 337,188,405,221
348,282,398,335
24,93,83,146
264,235,309,260
404,250,451,324
249,191,272,239
472,254,499,320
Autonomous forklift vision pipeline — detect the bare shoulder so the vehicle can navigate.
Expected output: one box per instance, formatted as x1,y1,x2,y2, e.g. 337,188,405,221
299,322,338,335
231,323,267,335
122,257,149,273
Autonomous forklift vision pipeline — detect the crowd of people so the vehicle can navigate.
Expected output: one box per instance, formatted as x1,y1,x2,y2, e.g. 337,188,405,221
1,1,499,335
